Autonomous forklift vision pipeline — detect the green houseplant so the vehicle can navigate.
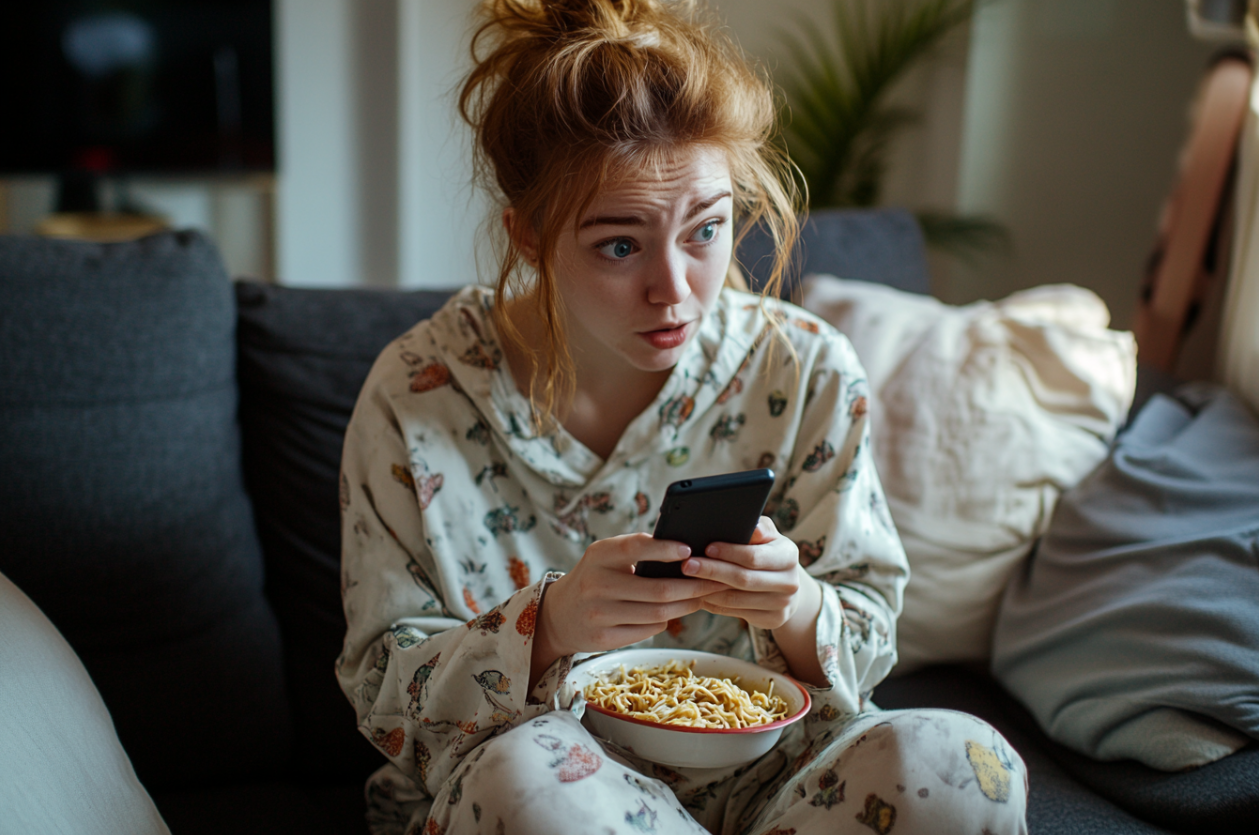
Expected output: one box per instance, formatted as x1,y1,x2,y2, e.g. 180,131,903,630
775,0,1007,260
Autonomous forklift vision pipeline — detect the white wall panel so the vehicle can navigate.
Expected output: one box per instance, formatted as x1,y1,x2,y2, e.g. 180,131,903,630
275,0,358,286
397,0,488,289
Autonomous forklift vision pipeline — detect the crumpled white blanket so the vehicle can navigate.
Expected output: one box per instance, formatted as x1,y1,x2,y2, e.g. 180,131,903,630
802,275,1137,672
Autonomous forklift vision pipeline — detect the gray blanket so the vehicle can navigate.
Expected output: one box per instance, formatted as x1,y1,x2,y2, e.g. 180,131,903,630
992,384,1259,771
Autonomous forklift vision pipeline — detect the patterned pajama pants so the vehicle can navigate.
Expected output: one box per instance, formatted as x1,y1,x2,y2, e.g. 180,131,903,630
412,707,1028,835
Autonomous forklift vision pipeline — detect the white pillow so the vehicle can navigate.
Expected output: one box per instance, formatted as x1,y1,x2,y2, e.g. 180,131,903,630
0,571,170,835
801,276,1137,673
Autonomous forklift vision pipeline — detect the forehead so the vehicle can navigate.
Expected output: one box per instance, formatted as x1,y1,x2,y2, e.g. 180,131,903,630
586,146,731,212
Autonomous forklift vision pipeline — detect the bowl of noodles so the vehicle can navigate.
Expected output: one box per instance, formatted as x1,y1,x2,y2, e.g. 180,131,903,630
569,648,811,769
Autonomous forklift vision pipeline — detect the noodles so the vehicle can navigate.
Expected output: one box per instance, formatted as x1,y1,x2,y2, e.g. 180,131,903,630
582,659,789,729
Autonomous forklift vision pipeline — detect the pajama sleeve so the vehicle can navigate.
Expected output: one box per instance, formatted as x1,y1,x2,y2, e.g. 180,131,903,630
750,328,908,720
336,358,557,797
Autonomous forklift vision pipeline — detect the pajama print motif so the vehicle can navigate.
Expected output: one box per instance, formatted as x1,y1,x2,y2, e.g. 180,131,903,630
338,286,1028,835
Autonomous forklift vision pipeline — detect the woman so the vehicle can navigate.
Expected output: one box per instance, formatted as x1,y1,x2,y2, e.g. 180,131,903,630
337,1,1028,833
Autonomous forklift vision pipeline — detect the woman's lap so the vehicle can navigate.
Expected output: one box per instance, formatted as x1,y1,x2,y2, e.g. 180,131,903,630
409,707,1027,835
424,711,707,835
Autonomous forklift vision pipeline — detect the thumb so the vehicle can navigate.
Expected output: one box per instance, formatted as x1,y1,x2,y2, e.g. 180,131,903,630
748,516,776,544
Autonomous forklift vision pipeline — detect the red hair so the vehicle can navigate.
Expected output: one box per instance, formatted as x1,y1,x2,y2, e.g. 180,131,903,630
459,0,800,421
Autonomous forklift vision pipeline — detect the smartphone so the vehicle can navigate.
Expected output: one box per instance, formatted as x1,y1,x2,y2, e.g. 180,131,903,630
637,468,776,579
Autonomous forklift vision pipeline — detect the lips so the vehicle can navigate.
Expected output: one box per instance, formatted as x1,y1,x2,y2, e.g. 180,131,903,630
639,322,691,350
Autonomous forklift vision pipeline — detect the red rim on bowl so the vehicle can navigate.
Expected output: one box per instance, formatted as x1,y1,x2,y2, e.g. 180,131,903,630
582,678,811,735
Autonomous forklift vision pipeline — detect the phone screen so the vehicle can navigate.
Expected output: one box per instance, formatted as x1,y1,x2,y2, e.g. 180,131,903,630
637,468,775,579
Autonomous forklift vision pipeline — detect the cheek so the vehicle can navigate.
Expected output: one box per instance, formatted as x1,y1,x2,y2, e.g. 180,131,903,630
698,247,733,301
560,274,632,324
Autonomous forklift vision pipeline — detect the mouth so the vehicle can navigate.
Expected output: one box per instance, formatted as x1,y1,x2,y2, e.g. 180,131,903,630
639,321,692,350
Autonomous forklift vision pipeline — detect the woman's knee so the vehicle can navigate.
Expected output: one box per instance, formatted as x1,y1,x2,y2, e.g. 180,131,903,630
849,709,1028,833
440,712,601,800
426,712,700,835
770,709,1028,835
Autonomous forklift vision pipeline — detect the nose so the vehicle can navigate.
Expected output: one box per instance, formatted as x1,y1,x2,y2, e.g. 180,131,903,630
646,247,690,306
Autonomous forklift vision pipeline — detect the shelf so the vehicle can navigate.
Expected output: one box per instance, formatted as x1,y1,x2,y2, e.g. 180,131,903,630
36,212,168,243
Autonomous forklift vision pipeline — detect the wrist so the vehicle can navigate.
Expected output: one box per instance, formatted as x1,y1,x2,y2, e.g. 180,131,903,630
769,569,827,687
777,567,822,636
528,576,567,688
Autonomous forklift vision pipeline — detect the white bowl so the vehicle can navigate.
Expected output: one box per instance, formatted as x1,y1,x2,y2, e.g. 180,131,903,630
568,648,811,769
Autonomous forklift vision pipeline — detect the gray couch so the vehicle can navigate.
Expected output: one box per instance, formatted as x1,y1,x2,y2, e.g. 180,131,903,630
0,214,1253,834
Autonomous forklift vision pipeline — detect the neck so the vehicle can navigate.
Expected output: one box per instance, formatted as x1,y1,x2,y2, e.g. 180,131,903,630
500,296,673,459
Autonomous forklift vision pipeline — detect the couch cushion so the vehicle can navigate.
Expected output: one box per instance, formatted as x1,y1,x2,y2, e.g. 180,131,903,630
802,276,1137,673
152,780,365,835
994,384,1259,771
235,280,454,782
0,231,290,790
0,570,171,835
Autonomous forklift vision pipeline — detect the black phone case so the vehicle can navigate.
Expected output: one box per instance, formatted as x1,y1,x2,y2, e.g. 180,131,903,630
637,468,775,579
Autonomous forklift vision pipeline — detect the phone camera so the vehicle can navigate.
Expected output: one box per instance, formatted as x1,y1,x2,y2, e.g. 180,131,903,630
680,480,692,488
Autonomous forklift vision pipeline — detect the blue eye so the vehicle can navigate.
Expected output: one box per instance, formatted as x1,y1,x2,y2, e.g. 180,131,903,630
597,238,636,259
691,221,719,243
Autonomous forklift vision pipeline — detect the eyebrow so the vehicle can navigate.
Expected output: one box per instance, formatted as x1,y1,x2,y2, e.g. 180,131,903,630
578,191,732,230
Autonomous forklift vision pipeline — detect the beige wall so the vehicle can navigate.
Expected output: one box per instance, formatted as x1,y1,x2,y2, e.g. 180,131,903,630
0,0,1227,306
275,0,969,288
722,0,972,219
730,0,1223,330
954,0,1219,327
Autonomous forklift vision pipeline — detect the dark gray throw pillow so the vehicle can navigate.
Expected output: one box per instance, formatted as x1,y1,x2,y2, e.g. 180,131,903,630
234,280,454,781
992,383,1259,830
0,231,290,790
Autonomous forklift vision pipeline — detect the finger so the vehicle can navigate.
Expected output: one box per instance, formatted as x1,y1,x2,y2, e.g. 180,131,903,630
588,533,691,570
683,553,797,590
601,597,707,626
628,532,695,563
604,619,704,650
698,602,789,632
617,575,727,602
643,537,694,562
700,588,793,613
747,515,779,545
583,623,677,653
695,538,797,573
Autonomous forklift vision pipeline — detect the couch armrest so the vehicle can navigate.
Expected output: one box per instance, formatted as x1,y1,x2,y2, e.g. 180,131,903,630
0,571,170,835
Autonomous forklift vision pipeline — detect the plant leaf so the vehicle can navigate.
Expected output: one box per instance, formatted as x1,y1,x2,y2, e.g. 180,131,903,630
776,0,978,210
916,211,1011,263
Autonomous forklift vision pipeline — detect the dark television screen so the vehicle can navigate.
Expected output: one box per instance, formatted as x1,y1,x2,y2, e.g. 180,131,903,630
0,1,274,176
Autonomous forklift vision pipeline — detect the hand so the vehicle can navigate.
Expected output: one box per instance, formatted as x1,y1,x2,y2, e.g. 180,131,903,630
529,533,725,688
679,517,808,629
683,517,827,686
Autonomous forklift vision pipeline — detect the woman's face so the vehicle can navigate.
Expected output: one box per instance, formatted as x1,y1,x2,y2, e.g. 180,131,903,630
542,146,734,377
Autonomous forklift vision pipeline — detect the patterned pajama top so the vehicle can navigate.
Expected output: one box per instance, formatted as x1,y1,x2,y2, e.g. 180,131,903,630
336,285,909,799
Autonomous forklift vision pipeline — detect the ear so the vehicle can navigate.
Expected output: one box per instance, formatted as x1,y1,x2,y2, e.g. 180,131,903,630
503,208,539,267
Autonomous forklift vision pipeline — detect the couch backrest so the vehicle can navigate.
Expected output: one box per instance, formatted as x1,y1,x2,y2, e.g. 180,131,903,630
737,206,932,297
235,280,452,781
0,230,290,791
0,208,931,790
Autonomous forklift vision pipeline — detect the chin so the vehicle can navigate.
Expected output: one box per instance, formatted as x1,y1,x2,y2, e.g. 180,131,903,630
624,347,686,373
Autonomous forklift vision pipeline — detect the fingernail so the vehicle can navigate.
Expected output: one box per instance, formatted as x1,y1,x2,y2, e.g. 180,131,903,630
682,559,699,576
705,545,718,557
677,545,691,558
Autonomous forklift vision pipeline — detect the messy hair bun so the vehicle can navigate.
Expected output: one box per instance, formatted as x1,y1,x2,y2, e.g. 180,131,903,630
460,0,800,421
